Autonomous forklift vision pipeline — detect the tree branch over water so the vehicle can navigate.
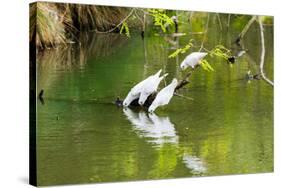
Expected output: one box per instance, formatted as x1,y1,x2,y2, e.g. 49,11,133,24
94,8,136,34
236,16,257,44
258,16,274,87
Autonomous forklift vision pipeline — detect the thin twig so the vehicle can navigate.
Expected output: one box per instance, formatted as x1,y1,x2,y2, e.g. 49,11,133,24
236,16,257,42
216,13,223,31
227,14,231,28
199,14,210,52
258,17,274,86
174,93,194,101
93,8,135,33
134,9,144,25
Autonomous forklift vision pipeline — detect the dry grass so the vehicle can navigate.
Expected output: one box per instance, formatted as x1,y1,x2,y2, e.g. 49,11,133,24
30,2,131,49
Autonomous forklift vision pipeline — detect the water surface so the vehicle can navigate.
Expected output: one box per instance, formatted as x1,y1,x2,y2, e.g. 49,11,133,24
36,15,273,186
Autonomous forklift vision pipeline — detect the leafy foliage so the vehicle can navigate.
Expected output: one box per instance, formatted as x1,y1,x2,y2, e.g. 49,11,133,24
200,59,214,72
168,40,194,58
168,43,233,72
148,9,174,32
120,22,130,37
209,45,231,60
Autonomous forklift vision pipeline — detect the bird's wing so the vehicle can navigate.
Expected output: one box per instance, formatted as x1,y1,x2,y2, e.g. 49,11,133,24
153,87,170,106
182,56,190,66
189,55,199,67
131,76,152,95
143,73,165,93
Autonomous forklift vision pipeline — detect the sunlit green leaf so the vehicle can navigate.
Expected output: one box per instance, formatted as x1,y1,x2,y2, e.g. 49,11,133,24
120,22,130,37
168,39,194,58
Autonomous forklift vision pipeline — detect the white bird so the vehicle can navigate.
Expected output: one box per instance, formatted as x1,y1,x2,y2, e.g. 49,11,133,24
180,52,208,70
138,73,168,105
148,78,178,113
123,69,162,107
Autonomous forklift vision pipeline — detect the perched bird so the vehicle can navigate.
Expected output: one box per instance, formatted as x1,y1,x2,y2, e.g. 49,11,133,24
148,78,178,113
123,69,162,107
138,73,168,105
180,52,208,70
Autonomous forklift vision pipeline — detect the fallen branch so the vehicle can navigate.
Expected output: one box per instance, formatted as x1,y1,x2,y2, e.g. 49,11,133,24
258,17,274,86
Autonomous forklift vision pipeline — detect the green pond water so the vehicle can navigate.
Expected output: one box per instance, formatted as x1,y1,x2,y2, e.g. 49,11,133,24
36,15,273,186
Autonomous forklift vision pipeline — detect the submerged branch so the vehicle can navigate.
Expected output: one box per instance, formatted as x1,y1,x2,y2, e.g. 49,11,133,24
258,17,274,86
174,93,194,101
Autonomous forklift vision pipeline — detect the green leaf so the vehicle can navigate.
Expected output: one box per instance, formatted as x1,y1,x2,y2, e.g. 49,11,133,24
120,22,130,37
200,59,214,72
168,39,194,58
209,45,231,60
148,9,174,33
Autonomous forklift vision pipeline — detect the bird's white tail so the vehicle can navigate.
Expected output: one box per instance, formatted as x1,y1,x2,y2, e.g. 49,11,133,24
155,69,162,77
160,73,169,80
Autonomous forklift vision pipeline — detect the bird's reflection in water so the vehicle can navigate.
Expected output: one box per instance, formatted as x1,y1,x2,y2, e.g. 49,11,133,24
182,154,207,175
123,108,207,174
123,108,178,147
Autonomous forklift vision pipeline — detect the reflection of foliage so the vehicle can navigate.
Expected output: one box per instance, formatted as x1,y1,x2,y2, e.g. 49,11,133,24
148,9,174,32
168,39,194,58
148,145,178,178
120,22,130,37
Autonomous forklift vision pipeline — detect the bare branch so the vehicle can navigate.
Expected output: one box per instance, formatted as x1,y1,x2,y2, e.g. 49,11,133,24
94,8,135,34
258,17,274,86
199,14,210,52
236,16,257,43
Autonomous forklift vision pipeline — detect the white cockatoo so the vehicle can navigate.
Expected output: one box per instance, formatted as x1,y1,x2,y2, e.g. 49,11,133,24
180,52,208,70
123,69,162,107
148,78,178,113
138,73,168,105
